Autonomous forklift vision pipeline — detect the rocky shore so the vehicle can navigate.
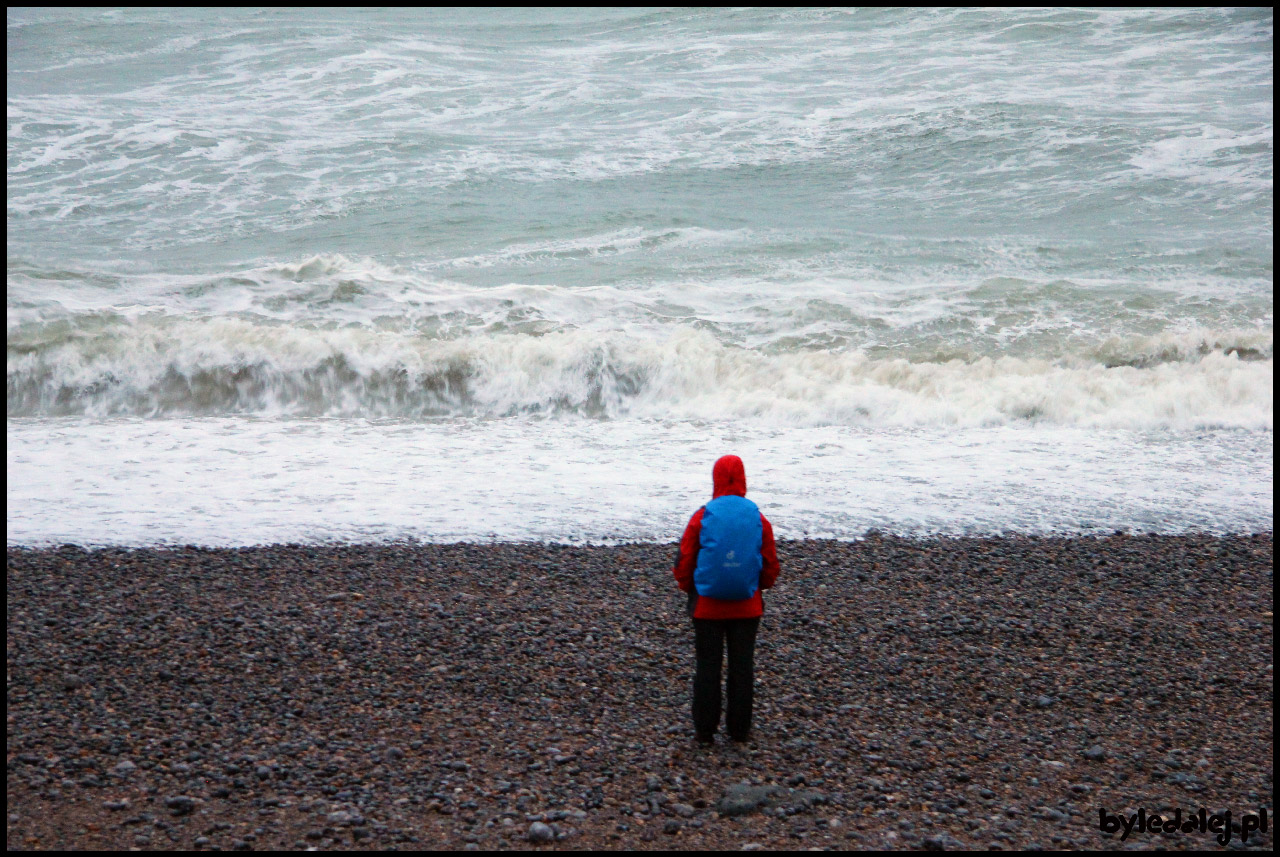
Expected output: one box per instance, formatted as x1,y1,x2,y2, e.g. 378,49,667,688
6,534,1273,851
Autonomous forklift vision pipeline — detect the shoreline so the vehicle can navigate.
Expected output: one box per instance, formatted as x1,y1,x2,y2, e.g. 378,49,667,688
6,528,1275,551
7,534,1273,850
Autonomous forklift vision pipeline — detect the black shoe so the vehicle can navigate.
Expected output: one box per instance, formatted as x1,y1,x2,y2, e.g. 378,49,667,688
728,732,750,744
695,733,715,746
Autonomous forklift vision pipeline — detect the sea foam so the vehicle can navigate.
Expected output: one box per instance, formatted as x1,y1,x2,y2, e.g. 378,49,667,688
7,321,1271,429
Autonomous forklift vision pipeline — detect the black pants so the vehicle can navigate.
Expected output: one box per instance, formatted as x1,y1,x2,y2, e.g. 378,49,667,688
692,616,760,740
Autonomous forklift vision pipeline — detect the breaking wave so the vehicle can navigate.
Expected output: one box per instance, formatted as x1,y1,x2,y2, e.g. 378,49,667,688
7,319,1271,428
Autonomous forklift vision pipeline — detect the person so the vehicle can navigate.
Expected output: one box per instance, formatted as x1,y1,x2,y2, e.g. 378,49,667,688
672,454,780,745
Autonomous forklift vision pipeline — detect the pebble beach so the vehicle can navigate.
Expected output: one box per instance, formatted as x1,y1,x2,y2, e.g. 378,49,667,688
6,534,1273,851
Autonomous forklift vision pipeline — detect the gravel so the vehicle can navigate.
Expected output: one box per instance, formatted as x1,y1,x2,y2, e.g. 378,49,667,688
6,534,1273,850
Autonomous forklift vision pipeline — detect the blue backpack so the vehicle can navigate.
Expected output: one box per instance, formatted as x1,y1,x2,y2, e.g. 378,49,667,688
694,494,763,600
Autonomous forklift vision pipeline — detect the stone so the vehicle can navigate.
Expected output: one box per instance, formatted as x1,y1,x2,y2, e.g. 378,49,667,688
717,784,780,817
109,760,136,777
164,796,197,816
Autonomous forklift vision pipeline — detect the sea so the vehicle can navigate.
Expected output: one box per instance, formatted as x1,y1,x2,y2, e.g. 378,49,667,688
7,8,1273,547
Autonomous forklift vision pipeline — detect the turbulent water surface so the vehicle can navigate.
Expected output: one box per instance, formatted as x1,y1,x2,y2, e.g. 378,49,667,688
7,8,1273,545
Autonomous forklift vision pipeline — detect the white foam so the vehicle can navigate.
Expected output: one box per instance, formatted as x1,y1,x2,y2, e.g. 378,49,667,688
1129,126,1274,185
440,227,746,269
6,416,1271,546
7,321,1272,429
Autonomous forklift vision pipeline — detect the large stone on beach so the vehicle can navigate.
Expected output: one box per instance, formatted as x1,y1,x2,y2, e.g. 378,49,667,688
164,795,198,816
716,783,826,818
717,784,780,817
527,821,554,843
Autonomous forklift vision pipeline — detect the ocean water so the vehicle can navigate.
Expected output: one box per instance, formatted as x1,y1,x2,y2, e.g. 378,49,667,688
7,8,1273,546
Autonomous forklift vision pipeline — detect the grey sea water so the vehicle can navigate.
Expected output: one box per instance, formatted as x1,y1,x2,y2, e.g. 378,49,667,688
6,8,1273,545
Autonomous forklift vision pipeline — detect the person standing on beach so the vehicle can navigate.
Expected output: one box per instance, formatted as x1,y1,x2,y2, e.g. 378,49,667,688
673,454,780,745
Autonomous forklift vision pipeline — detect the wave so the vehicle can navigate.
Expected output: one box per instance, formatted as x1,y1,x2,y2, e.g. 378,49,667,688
1091,327,1272,367
9,9,1271,263
7,319,1271,428
11,254,1273,360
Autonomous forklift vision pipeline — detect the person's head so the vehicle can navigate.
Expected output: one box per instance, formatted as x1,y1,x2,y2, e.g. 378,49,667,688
712,454,747,498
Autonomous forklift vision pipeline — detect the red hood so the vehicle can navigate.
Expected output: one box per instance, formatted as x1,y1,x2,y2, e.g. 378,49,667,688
712,455,747,498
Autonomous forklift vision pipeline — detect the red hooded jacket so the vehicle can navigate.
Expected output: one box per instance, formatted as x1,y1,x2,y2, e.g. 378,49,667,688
673,455,780,620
